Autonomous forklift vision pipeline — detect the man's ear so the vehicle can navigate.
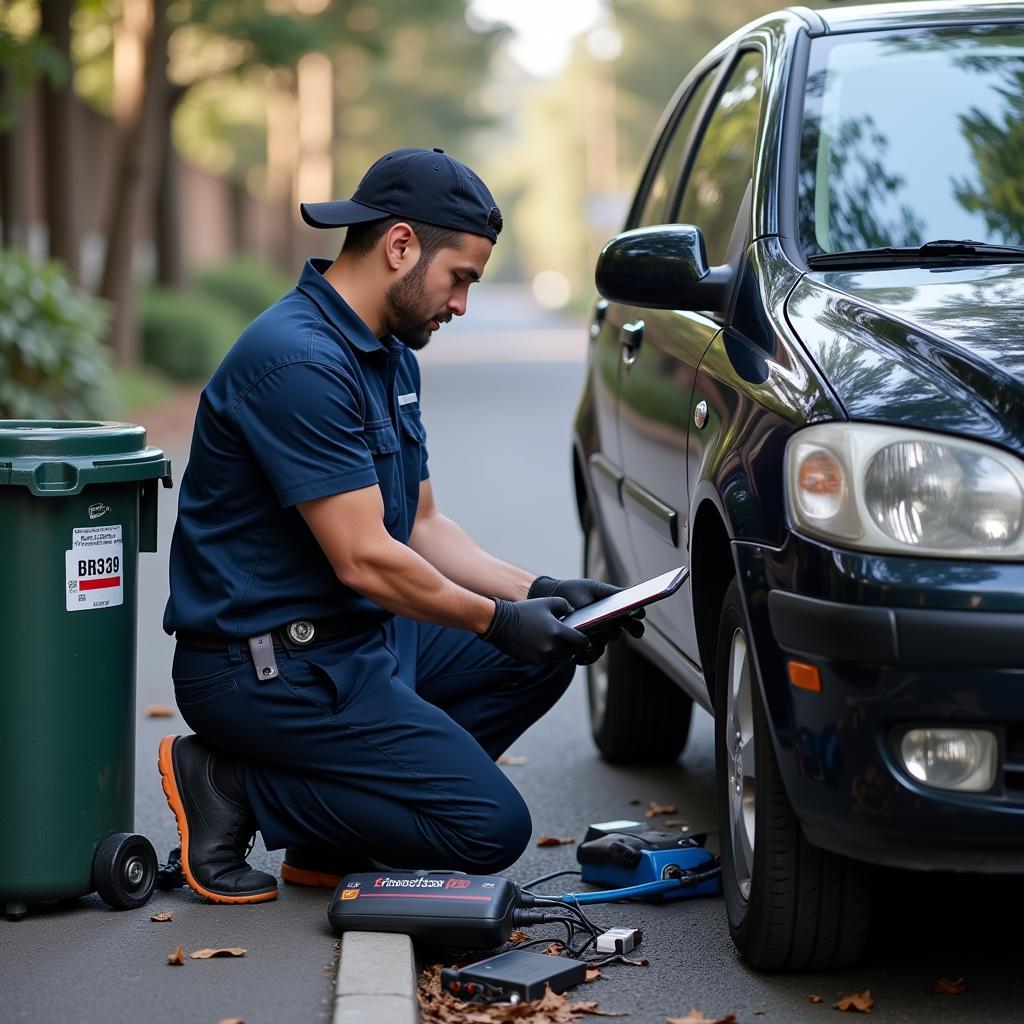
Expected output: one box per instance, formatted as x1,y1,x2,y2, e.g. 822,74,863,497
383,222,420,273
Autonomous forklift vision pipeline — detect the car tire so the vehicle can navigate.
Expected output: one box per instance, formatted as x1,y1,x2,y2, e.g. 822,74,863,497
714,578,870,970
583,516,692,764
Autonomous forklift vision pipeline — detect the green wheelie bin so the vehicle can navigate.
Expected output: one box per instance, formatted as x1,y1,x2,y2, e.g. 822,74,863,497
0,421,172,919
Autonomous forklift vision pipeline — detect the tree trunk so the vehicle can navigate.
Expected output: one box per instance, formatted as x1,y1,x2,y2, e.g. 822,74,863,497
99,0,167,367
154,84,187,288
39,0,79,282
265,69,299,275
0,69,27,250
229,176,247,255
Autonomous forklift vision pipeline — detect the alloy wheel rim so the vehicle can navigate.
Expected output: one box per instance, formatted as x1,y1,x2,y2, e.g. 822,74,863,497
725,627,755,901
586,527,610,728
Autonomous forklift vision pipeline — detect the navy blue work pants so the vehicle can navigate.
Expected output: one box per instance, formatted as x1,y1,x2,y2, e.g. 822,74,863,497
171,617,575,873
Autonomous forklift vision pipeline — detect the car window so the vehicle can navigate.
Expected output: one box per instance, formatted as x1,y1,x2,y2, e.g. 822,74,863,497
798,26,1024,257
633,71,717,228
674,50,764,264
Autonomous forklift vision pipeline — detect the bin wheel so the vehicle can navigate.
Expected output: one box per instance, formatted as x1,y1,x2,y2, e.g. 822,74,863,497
93,833,158,910
5,901,28,921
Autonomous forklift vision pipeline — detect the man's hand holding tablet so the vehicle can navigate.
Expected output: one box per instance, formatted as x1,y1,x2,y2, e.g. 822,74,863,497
527,574,645,665
561,567,689,633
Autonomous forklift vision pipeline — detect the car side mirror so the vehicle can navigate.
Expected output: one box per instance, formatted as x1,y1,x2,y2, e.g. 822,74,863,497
595,224,734,314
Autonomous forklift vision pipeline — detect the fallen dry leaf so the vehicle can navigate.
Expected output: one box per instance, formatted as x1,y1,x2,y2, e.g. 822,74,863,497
217,1019,244,1024
418,964,626,1022
935,977,967,994
497,755,528,766
662,819,686,827
537,835,575,847
833,991,873,1013
167,944,186,966
807,995,823,1004
543,942,566,956
509,930,530,945
620,956,649,966
150,911,173,922
666,1011,736,1023
586,967,601,982
189,947,247,960
645,801,679,818
146,705,175,718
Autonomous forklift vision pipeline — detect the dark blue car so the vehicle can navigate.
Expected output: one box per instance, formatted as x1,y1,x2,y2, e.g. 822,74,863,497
573,1,1024,970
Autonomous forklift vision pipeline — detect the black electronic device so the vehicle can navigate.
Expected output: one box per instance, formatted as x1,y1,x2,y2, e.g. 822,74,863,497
440,949,587,1003
561,567,688,632
327,870,520,948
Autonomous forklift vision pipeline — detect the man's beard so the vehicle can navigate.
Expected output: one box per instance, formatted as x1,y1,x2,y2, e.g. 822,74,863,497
385,262,443,351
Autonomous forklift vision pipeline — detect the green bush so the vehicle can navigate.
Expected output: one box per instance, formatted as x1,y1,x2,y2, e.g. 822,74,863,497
0,249,115,419
195,257,292,322
113,365,175,416
139,287,247,382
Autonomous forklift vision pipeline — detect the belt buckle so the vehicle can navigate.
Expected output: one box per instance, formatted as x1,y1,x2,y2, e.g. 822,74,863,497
287,619,316,645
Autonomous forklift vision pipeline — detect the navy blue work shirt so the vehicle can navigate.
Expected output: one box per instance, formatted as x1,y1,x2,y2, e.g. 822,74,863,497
163,258,429,638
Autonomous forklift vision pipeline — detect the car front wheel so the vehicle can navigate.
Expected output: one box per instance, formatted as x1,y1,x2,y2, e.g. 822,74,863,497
584,517,692,764
714,578,870,970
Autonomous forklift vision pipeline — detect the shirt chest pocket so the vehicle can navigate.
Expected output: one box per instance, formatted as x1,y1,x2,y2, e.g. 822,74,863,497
398,407,426,517
398,407,426,445
363,421,402,531
364,422,400,456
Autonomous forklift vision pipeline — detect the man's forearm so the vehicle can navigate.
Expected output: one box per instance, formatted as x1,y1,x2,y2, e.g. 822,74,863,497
409,510,535,601
340,531,497,633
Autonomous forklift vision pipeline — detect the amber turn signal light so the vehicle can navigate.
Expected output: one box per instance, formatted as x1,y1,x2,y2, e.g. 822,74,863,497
788,660,822,692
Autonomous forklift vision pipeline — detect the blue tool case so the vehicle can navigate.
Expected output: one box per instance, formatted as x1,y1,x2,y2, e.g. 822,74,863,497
576,820,719,900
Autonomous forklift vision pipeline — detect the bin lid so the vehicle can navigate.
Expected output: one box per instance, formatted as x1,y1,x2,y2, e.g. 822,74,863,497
0,420,173,496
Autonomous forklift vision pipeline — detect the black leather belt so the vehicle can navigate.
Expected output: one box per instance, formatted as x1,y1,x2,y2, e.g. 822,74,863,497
175,615,369,652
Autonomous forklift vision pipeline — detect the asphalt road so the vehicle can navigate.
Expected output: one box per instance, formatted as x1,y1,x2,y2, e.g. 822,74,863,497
2,284,1022,1023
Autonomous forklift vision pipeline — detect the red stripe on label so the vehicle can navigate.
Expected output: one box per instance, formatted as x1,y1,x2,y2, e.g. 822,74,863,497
357,893,493,901
80,576,120,591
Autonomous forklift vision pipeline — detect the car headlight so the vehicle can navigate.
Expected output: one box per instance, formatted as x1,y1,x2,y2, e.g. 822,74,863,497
785,423,1024,557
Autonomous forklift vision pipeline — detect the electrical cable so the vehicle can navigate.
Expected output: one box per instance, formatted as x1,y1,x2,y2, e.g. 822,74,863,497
520,896,606,962
525,893,605,941
554,867,721,906
528,901,598,954
587,952,646,968
510,864,721,980
513,936,574,953
520,868,582,890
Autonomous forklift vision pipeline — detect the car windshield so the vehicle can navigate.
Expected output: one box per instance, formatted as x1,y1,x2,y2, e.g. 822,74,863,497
798,25,1024,260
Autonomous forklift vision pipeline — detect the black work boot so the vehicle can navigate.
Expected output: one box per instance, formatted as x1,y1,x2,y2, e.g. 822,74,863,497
157,735,277,904
281,846,380,889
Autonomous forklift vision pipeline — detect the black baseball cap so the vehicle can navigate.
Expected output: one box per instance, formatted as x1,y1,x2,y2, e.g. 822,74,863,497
300,147,501,243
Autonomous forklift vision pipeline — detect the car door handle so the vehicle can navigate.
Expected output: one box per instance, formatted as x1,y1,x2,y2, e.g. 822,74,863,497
590,299,609,339
620,319,644,366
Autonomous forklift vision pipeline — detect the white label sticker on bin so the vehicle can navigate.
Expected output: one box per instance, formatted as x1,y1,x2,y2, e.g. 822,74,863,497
65,525,124,612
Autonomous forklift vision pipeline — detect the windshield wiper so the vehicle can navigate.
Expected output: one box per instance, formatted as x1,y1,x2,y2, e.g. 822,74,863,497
807,238,1024,268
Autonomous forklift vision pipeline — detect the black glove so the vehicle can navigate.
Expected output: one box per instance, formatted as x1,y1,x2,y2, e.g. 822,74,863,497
528,575,646,647
480,596,592,665
528,575,617,607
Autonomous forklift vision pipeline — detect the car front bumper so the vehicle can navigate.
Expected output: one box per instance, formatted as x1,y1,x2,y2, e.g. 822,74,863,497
733,534,1024,873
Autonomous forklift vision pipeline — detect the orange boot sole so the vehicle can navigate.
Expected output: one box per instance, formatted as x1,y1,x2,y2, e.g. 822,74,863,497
280,862,343,889
157,735,278,905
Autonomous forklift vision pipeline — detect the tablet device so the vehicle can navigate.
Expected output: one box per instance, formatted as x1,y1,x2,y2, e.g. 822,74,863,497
561,567,689,632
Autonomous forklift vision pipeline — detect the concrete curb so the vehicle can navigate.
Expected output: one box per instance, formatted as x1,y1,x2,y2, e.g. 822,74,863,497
333,931,419,1024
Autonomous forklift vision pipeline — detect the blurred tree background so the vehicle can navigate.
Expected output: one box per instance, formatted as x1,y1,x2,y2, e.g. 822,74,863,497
0,0,828,414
